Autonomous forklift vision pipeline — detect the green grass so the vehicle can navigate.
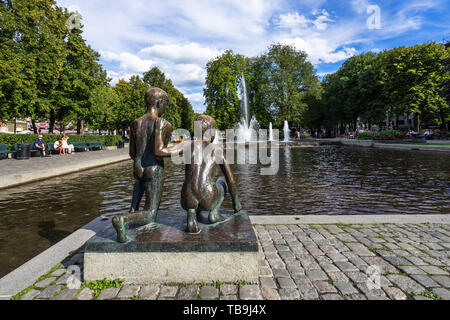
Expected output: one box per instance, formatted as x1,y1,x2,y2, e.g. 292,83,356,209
212,280,223,289
412,291,442,300
82,278,125,298
10,263,62,300
235,280,247,286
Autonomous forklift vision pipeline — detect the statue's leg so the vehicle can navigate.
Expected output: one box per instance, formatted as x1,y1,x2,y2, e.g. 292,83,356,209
187,209,201,234
208,178,227,224
143,166,164,223
129,179,145,213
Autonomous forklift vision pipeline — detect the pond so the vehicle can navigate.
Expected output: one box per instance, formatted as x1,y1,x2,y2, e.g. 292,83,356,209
0,145,449,277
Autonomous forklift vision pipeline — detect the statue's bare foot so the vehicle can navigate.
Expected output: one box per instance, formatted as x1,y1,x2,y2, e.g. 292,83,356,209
209,212,227,224
136,223,158,233
112,216,128,243
187,219,202,234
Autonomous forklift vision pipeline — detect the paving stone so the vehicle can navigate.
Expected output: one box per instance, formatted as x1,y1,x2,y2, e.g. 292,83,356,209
334,281,358,295
346,293,367,300
51,269,66,277
76,287,93,300
299,288,319,300
405,256,427,266
35,277,56,289
177,285,199,300
117,285,140,299
220,284,237,296
384,287,407,300
259,277,277,289
398,265,427,275
356,283,388,299
410,275,440,288
239,285,262,300
200,286,219,300
431,275,450,287
139,285,160,300
413,295,432,300
345,272,369,283
54,288,78,301
273,268,290,278
20,289,40,300
277,277,297,289
97,287,120,300
362,256,398,274
327,272,349,282
345,243,375,256
386,275,426,294
420,265,449,275
322,264,340,273
286,264,304,274
431,288,450,300
159,286,178,298
335,261,359,272
278,288,300,300
36,284,62,299
259,266,273,277
306,270,328,281
382,256,411,266
55,273,71,285
320,294,343,300
313,281,338,294
221,295,238,300
327,253,348,262
261,288,280,300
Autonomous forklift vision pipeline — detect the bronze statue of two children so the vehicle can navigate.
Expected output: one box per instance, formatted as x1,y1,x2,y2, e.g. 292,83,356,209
112,88,242,243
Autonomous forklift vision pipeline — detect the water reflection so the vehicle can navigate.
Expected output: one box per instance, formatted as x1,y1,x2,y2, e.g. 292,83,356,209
0,146,449,277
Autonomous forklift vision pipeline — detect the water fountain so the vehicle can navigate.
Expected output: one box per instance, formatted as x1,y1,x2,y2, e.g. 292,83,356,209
283,121,290,142
269,122,274,141
236,74,260,143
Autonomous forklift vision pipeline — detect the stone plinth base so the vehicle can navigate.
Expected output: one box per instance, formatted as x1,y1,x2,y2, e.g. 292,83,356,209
84,210,258,284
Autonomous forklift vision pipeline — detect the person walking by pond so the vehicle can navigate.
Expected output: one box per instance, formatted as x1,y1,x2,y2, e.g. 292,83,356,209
34,135,49,157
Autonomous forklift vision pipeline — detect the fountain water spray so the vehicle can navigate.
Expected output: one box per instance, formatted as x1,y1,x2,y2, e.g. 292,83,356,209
269,122,274,141
283,121,290,142
236,73,260,143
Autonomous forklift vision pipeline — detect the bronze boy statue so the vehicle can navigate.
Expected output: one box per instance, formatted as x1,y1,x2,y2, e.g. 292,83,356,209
112,88,183,243
181,115,242,234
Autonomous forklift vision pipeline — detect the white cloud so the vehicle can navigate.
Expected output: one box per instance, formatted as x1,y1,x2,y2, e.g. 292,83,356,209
100,51,155,73
281,37,357,64
139,43,222,66
185,93,205,105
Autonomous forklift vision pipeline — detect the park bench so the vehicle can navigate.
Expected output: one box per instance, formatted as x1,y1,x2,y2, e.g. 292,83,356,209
0,143,14,159
46,142,57,154
87,141,102,151
72,142,89,152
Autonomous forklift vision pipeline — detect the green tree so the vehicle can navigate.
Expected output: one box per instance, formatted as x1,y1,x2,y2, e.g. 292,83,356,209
252,44,320,129
113,76,149,135
204,50,247,130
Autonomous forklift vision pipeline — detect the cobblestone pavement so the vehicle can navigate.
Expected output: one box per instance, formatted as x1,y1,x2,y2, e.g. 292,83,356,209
14,223,450,300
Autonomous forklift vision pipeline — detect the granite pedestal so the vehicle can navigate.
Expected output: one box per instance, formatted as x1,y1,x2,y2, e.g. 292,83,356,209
84,210,259,284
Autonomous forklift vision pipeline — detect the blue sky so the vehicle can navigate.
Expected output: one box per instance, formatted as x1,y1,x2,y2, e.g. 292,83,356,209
56,0,450,113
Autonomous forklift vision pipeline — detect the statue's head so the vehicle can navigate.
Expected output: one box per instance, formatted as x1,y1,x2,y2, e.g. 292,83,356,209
145,88,169,116
196,115,216,142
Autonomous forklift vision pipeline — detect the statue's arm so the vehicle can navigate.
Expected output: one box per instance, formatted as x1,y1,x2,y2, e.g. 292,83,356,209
220,158,242,212
154,120,184,157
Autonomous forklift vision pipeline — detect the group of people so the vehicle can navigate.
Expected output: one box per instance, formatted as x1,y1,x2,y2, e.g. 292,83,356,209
34,135,75,157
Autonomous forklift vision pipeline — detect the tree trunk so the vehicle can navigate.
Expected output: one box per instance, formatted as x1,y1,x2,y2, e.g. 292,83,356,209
31,119,37,134
14,118,17,134
416,113,421,132
76,118,84,135
49,110,56,134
